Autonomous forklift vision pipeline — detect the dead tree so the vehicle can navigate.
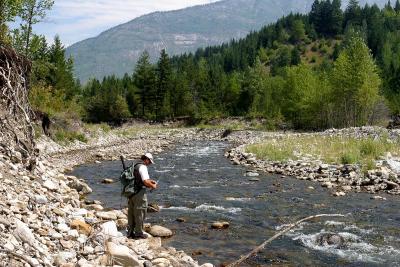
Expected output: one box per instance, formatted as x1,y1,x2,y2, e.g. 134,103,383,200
227,214,346,267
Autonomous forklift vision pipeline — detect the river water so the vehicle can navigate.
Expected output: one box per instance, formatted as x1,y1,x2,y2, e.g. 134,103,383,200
71,141,400,266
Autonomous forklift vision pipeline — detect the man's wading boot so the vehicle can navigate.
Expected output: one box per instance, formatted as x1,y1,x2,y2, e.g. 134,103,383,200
134,233,148,239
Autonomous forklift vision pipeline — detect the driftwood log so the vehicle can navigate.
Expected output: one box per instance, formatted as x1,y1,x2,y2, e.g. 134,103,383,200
227,214,346,267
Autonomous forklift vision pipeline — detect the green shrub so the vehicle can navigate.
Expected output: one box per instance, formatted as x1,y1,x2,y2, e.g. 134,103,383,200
363,158,376,172
360,139,384,158
340,151,359,164
311,44,318,52
54,129,88,143
320,45,329,54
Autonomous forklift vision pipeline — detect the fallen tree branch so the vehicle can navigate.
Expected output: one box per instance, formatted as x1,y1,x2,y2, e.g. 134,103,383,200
227,213,346,267
0,248,39,266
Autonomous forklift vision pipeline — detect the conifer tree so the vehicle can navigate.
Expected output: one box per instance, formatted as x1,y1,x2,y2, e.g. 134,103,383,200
344,0,361,27
385,0,393,11
310,0,322,33
329,0,343,36
133,51,156,119
48,35,77,99
291,19,306,42
395,0,400,12
155,49,172,121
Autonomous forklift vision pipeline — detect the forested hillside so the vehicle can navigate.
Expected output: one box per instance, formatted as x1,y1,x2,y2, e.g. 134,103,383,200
2,0,400,133
66,0,314,82
65,0,389,82
80,0,400,130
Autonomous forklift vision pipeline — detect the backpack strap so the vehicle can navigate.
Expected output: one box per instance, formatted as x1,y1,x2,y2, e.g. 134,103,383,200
133,163,145,192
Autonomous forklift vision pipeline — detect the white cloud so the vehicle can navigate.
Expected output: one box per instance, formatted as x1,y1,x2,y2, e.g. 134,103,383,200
33,0,220,46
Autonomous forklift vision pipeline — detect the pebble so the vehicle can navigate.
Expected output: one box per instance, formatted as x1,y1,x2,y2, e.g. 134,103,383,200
43,180,58,191
96,211,118,220
333,191,346,197
371,196,387,200
176,218,186,223
211,221,230,229
57,223,70,232
35,195,48,204
246,171,260,177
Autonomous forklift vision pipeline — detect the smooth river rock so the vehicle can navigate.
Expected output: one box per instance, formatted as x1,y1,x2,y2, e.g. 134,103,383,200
211,221,230,229
106,241,143,267
101,178,114,184
149,225,173,237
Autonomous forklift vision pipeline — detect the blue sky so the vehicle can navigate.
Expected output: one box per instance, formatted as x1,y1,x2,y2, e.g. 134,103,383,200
29,0,220,47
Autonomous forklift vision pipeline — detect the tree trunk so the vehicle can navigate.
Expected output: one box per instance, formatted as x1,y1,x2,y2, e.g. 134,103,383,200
25,3,35,56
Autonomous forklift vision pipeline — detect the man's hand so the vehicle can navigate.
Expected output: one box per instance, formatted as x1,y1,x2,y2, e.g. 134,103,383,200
144,179,157,189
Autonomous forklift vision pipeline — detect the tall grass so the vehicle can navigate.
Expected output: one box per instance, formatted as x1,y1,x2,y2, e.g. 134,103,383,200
246,135,400,170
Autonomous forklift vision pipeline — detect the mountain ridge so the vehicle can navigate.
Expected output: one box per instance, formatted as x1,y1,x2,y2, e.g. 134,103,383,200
66,0,387,82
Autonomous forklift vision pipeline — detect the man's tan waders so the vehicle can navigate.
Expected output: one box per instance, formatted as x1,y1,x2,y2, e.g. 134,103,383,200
128,188,148,236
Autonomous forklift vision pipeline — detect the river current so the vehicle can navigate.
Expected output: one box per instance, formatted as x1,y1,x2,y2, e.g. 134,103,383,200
71,141,400,266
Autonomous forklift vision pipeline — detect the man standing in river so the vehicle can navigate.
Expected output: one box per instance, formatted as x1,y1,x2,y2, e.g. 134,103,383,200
126,153,157,239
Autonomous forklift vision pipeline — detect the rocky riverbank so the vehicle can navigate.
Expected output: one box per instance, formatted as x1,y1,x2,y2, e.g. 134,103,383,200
2,124,400,266
224,126,400,197
0,126,214,267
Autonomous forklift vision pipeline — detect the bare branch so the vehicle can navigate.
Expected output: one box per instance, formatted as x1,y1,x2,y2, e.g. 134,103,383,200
227,214,346,267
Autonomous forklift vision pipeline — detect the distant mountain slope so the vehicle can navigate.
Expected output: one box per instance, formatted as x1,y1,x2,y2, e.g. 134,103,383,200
66,0,388,82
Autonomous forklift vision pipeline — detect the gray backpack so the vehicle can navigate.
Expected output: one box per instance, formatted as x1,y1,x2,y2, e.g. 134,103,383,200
120,163,145,198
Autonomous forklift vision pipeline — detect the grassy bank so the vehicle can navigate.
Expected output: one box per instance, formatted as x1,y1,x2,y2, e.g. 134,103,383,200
246,135,400,170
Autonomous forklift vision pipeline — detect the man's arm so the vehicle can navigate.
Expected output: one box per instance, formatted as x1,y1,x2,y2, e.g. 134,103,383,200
143,179,157,189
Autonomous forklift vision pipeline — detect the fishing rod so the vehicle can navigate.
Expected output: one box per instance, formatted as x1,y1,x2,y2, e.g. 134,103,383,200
120,155,127,170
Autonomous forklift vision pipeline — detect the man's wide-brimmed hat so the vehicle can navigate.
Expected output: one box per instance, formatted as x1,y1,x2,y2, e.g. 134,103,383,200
144,153,154,164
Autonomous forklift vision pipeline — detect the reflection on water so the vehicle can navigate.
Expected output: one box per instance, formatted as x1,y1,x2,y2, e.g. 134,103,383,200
71,141,400,266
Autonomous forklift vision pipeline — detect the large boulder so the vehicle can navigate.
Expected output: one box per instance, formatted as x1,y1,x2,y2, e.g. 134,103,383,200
13,219,44,254
106,241,143,267
316,233,345,248
99,221,123,239
148,225,173,237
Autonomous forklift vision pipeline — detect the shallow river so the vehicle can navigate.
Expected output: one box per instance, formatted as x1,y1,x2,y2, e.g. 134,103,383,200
71,141,400,266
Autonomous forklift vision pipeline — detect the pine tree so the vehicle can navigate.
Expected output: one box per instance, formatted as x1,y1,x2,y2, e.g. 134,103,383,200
329,0,343,36
291,47,302,65
395,0,400,12
48,35,77,99
310,0,322,34
291,19,306,42
155,49,172,121
133,51,156,119
344,0,361,27
385,0,393,11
